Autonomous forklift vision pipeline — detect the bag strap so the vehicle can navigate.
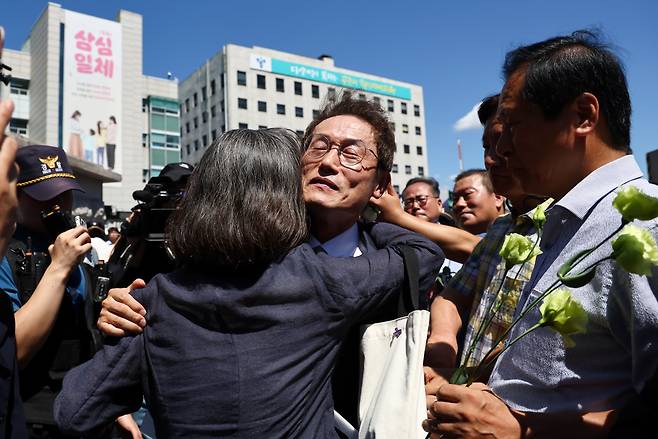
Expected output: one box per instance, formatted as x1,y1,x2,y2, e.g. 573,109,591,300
397,245,424,316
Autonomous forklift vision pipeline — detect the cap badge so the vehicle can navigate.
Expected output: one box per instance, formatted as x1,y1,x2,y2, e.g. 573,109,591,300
39,156,63,174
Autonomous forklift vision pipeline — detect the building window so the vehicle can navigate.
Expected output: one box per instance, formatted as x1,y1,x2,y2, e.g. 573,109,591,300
312,110,320,119
202,86,207,101
405,165,412,175
193,93,198,107
210,79,216,95
258,125,268,129
202,111,208,123
258,101,267,112
414,105,420,117
237,70,246,86
404,144,410,154
294,81,302,96
389,122,395,132
184,98,190,113
185,122,190,134
373,97,381,107
202,135,208,147
142,169,149,183
193,117,198,129
238,98,247,109
416,146,423,155
212,129,217,141
295,130,304,138
401,102,407,114
312,84,319,98
220,100,225,112
415,126,422,135
211,105,216,117
194,140,200,151
418,166,425,176
402,124,409,134
392,164,398,173
276,77,284,92
358,93,366,100
394,185,400,194
295,107,304,118
257,74,266,89
327,87,336,101
277,104,286,115
387,99,394,112
221,124,226,133
9,79,28,96
186,144,190,155
142,133,148,148
239,123,248,129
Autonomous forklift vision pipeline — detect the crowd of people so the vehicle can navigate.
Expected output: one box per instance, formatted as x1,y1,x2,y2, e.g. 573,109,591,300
0,28,655,438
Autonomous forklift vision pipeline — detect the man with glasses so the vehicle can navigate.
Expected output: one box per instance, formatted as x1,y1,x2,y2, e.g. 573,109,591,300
97,92,443,431
402,177,455,226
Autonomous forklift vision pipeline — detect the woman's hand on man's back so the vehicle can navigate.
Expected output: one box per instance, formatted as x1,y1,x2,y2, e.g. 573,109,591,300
97,278,148,337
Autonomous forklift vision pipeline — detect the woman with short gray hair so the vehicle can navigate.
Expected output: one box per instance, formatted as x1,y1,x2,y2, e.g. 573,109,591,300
54,128,443,438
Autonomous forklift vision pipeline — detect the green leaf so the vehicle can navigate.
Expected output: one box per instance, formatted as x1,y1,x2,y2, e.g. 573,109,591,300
449,366,469,385
557,265,597,288
557,248,593,278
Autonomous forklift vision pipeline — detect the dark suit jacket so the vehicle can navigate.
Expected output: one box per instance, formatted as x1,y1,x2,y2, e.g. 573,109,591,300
0,292,27,438
331,223,436,426
54,223,443,438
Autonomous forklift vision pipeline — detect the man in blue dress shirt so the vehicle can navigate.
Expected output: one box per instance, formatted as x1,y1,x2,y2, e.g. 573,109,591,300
425,30,658,438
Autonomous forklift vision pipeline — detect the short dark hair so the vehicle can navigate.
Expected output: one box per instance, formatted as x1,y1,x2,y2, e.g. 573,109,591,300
167,128,308,270
478,94,500,125
403,177,440,197
302,91,395,172
108,227,119,234
503,30,631,151
454,169,494,193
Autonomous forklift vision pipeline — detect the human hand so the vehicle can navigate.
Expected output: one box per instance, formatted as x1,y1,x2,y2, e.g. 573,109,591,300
423,382,522,439
369,182,404,223
97,278,147,336
424,366,452,410
116,414,142,439
48,226,92,274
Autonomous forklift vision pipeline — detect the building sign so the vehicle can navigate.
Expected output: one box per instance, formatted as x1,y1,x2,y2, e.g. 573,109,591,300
62,10,122,173
250,54,412,100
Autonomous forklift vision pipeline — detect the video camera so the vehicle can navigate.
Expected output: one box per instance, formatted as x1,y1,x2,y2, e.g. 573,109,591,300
108,162,193,288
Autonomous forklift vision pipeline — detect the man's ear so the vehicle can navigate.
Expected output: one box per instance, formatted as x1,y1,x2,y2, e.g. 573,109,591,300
372,171,391,199
494,193,506,211
574,92,599,136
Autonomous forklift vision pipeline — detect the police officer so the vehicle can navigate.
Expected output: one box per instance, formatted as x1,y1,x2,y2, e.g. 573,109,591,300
0,145,91,437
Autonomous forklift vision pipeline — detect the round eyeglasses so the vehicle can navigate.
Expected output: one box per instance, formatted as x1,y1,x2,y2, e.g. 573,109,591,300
303,134,379,171
403,195,439,209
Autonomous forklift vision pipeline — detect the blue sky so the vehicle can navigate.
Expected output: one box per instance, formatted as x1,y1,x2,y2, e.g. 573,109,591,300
4,1,658,196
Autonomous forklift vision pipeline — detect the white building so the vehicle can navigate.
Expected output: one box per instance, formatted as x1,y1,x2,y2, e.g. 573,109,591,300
0,3,180,213
179,44,429,193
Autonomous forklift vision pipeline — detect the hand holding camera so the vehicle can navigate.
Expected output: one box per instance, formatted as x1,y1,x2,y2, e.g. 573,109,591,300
48,226,91,276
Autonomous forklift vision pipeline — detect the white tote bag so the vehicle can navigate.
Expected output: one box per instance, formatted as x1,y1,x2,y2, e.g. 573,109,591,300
357,309,430,439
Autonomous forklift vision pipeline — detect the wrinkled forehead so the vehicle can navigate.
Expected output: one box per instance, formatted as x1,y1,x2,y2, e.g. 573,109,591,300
403,182,434,198
313,115,376,145
454,174,486,192
498,69,527,114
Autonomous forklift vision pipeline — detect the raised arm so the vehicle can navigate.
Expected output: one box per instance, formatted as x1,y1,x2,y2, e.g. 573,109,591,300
369,183,480,263
14,227,91,367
